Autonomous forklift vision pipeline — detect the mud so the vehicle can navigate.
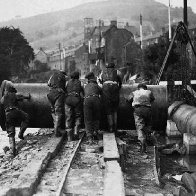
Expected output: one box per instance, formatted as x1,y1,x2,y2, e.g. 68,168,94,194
121,132,174,196
0,128,54,188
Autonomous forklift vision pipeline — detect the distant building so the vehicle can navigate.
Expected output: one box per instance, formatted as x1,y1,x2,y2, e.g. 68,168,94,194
135,32,163,49
74,43,89,78
88,19,135,68
47,47,75,71
29,48,49,70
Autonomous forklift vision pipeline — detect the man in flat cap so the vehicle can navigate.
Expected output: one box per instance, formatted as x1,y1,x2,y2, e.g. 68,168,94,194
128,83,155,153
84,72,102,144
100,62,122,134
65,71,84,141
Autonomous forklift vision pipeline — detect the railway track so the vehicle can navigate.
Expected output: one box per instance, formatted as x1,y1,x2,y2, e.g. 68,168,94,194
33,131,104,196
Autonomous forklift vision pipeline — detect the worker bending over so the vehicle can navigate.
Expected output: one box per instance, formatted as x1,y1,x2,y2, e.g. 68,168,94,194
65,71,84,141
128,83,155,153
100,62,122,134
1,83,30,157
84,72,102,144
47,70,67,137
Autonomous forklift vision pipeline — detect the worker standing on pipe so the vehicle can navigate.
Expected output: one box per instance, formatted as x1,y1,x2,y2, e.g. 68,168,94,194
65,71,84,141
1,83,30,157
84,72,102,144
100,62,122,134
47,70,67,137
128,83,155,153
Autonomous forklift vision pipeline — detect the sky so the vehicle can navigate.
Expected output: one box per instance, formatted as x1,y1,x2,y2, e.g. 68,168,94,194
0,0,195,22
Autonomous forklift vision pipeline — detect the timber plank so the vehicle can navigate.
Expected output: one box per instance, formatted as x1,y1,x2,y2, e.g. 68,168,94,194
103,133,119,162
104,161,125,196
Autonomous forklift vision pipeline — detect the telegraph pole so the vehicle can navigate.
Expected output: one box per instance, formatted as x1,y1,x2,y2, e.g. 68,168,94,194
184,0,188,26
140,14,143,49
168,0,172,41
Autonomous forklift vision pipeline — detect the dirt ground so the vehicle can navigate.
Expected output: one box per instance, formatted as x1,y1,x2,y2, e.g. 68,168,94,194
0,128,54,188
121,132,174,196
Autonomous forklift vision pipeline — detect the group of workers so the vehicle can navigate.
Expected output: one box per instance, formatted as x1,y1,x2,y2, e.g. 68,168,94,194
47,62,122,143
0,62,155,158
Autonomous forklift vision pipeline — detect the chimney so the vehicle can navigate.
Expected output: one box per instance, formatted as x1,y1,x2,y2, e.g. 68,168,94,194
110,20,117,27
126,22,129,27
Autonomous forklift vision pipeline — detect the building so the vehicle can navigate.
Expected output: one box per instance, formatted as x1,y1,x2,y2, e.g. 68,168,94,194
29,48,49,70
87,19,135,68
47,47,76,71
134,32,163,49
74,43,89,78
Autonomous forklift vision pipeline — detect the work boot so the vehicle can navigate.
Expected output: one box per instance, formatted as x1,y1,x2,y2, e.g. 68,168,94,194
87,135,95,145
74,125,79,140
18,122,28,140
54,115,62,137
107,115,113,132
140,140,147,154
9,137,17,157
67,129,73,142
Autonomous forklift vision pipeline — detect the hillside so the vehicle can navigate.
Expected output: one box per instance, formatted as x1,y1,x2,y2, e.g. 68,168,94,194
0,0,195,50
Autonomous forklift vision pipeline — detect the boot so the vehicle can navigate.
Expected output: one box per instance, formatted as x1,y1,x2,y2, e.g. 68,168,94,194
54,115,62,137
113,112,118,136
9,137,16,157
67,129,73,142
87,135,94,145
107,115,113,132
140,140,147,154
18,122,28,140
74,125,79,140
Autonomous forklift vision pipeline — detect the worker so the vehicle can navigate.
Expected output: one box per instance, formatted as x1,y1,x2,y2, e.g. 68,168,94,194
1,83,30,157
47,70,67,137
65,71,84,141
100,62,122,134
84,72,102,144
128,83,155,153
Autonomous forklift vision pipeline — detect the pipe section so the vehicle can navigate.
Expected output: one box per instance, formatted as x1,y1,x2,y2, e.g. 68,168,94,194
0,81,168,131
168,101,196,135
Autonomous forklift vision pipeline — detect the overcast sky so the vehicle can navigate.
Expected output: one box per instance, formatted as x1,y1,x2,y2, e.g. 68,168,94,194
0,0,195,22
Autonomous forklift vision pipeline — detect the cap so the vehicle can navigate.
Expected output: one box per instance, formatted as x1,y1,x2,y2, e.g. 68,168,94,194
70,71,80,79
5,82,17,93
106,62,115,68
85,72,95,80
59,70,67,75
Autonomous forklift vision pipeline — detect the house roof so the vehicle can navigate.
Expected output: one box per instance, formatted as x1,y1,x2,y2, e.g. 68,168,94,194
135,32,163,42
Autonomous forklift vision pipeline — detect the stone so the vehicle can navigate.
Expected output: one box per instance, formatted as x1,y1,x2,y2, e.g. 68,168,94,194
27,140,38,145
22,146,32,151
181,172,196,192
183,133,196,154
98,157,105,169
3,146,10,154
166,120,182,138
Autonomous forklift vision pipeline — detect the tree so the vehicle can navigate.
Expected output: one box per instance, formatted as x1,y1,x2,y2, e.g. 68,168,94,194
143,30,180,82
34,60,49,72
0,27,34,82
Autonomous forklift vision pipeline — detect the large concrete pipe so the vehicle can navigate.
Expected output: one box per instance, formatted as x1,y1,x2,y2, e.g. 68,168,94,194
168,101,196,135
0,81,168,131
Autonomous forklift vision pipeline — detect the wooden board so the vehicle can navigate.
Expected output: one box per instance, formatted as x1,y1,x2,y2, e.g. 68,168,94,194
103,133,120,162
104,161,125,196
